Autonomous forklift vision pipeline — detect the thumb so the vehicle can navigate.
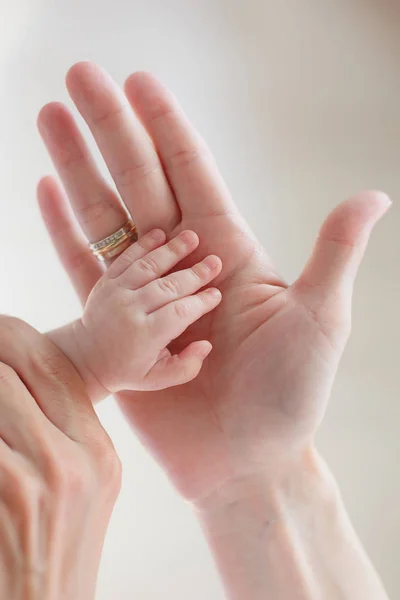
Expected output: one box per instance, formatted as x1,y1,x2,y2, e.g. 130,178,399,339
295,190,391,299
144,341,212,389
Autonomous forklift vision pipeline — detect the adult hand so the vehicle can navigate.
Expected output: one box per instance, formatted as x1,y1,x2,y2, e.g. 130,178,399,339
0,317,121,600
37,61,390,503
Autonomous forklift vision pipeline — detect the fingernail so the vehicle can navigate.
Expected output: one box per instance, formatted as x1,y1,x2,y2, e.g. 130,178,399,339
150,228,165,241
203,255,220,270
179,230,198,246
199,343,212,359
206,287,221,299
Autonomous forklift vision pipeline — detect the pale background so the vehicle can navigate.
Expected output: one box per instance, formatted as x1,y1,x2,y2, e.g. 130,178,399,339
0,0,399,597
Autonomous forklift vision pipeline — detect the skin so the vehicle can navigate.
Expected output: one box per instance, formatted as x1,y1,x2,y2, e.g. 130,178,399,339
50,229,223,399
37,61,391,598
0,317,121,600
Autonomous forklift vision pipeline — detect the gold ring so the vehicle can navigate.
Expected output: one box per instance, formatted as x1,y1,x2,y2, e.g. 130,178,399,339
89,219,138,262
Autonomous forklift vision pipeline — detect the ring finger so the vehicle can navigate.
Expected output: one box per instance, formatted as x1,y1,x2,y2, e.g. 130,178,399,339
38,102,128,244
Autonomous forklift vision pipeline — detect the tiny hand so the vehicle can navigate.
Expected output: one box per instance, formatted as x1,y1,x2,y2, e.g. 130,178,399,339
76,229,222,393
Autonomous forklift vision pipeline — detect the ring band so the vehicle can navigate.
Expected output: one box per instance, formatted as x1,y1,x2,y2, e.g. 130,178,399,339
89,219,138,262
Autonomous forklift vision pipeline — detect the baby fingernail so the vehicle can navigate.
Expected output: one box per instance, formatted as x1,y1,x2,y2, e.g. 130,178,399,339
203,255,220,270
206,288,221,299
179,230,198,246
199,343,212,358
150,229,165,241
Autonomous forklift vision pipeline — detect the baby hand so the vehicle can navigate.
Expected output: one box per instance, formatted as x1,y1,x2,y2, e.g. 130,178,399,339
73,229,222,393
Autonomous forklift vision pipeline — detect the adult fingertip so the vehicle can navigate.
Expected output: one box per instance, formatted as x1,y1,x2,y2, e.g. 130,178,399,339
353,189,392,218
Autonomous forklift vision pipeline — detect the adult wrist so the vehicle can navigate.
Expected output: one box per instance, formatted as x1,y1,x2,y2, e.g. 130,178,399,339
193,446,389,600
196,446,338,538
192,444,332,514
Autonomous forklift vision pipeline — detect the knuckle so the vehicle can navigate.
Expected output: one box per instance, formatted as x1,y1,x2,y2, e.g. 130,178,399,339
148,102,175,123
198,291,210,306
91,104,128,127
82,425,122,476
137,256,159,277
48,454,92,497
94,443,122,490
83,431,122,492
174,300,190,319
111,244,137,272
38,441,92,498
59,150,86,170
114,160,161,188
158,276,179,295
164,144,209,171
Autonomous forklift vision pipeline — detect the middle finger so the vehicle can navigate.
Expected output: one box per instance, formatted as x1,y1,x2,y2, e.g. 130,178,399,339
65,61,180,235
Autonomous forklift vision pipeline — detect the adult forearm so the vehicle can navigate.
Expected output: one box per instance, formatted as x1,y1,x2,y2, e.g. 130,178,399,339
194,447,389,600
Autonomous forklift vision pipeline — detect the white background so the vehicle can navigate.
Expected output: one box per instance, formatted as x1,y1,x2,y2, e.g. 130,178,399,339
0,0,399,597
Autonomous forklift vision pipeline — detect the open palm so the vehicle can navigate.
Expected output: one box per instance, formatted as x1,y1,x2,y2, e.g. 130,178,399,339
38,62,390,501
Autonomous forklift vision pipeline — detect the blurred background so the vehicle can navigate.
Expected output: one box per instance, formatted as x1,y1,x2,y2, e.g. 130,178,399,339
0,0,399,597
